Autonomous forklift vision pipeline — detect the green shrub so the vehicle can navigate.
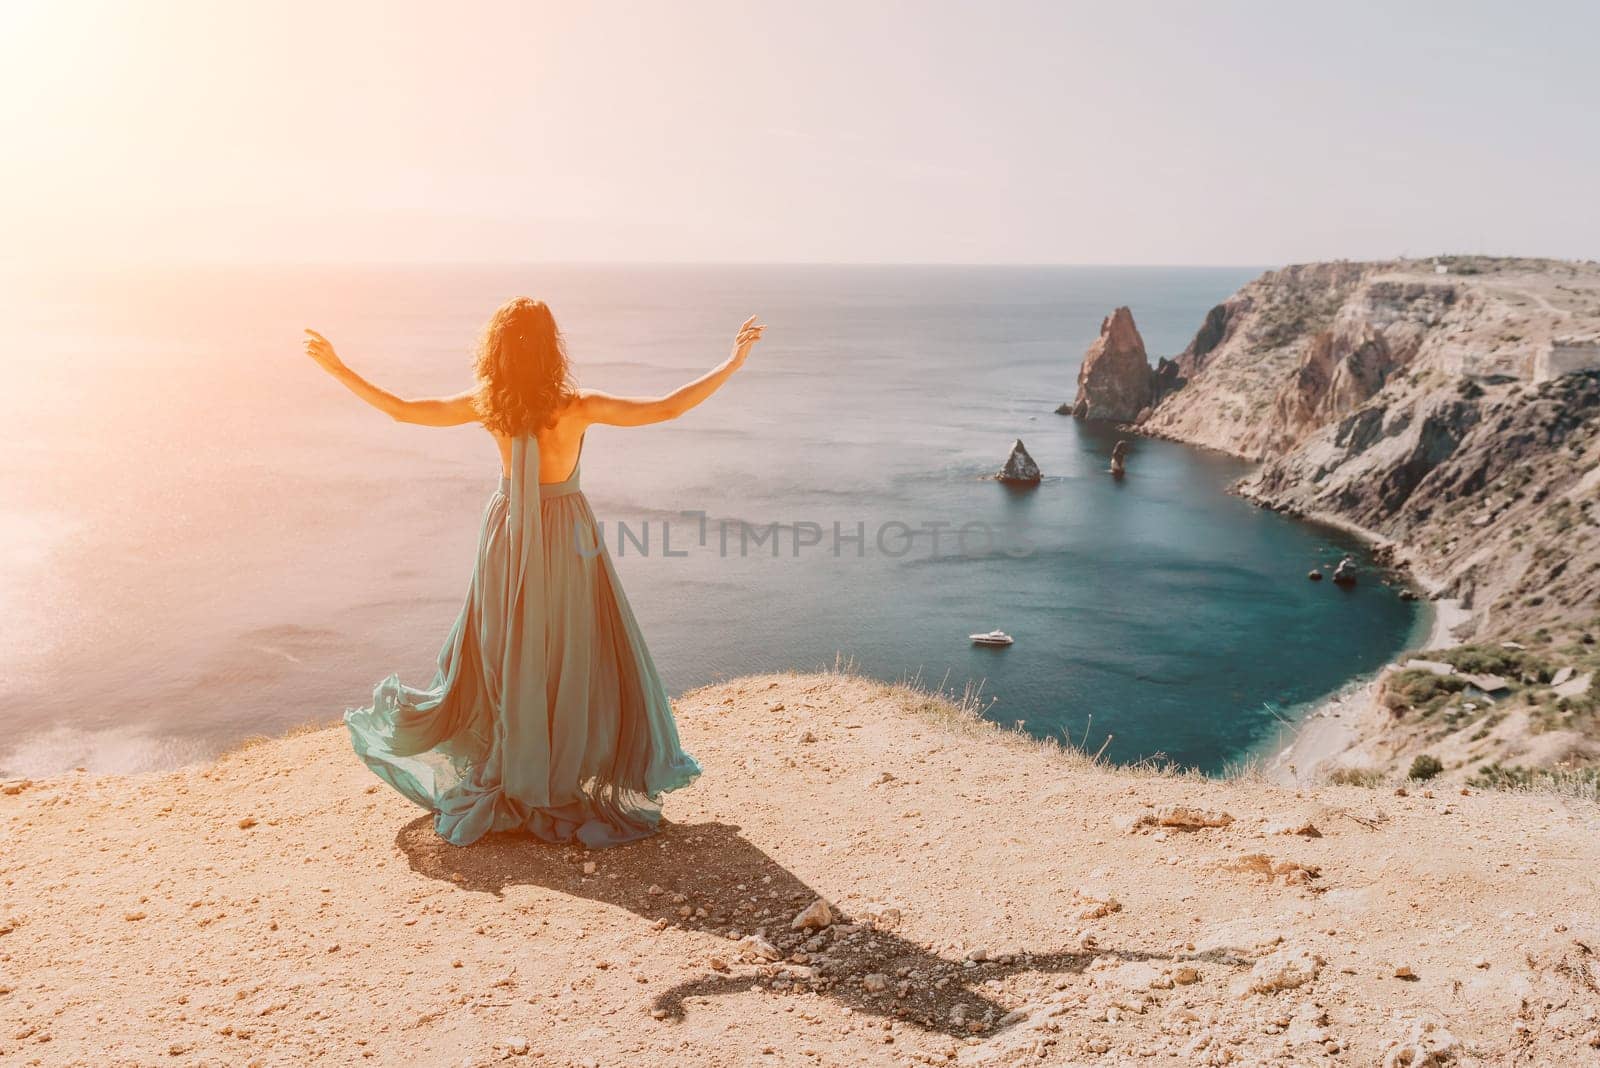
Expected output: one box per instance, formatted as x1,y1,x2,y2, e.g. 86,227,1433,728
1411,643,1557,686
1429,644,1549,679
1383,669,1468,715
1408,754,1444,781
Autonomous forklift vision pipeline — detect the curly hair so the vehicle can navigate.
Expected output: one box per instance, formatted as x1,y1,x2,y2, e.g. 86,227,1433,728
472,297,576,436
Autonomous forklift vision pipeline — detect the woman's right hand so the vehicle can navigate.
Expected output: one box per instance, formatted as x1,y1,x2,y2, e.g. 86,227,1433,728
578,316,767,428
730,316,765,366
303,329,346,375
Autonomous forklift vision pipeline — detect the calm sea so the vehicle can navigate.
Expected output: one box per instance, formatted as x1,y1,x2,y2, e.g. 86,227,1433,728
0,264,1421,777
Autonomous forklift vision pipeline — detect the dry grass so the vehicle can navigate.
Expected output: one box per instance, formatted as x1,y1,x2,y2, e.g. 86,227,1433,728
214,716,343,763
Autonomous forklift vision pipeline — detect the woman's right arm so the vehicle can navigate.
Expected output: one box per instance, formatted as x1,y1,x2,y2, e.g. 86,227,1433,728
578,316,765,428
302,329,478,426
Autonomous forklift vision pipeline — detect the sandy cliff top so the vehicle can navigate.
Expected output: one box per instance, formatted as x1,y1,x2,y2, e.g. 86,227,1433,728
4,672,1600,1066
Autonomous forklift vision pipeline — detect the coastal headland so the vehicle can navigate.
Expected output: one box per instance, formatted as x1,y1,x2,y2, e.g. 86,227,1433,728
1071,256,1600,787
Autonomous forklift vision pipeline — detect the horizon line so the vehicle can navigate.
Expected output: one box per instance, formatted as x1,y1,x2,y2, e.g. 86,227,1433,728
6,252,1592,275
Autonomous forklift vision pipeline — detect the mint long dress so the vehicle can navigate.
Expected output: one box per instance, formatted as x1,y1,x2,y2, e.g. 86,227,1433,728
345,436,700,848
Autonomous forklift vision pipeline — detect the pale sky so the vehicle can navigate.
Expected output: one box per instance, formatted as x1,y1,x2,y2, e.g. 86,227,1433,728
3,0,1596,266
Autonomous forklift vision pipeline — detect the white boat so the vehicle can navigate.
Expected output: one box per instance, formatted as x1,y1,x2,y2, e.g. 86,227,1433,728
969,629,1014,647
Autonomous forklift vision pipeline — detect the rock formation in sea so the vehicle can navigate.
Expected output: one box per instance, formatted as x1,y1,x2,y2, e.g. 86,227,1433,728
1069,306,1153,423
1124,256,1600,784
997,438,1041,484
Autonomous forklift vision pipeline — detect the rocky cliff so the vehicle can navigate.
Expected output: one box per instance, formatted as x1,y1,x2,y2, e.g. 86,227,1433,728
1136,256,1600,783
1068,306,1156,423
1245,368,1600,638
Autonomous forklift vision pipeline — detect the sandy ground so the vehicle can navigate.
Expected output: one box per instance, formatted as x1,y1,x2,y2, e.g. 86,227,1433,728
1263,684,1371,789
4,672,1600,1067
1266,597,1472,787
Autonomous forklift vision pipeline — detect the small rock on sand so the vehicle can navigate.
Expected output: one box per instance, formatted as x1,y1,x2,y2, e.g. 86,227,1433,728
1116,805,1234,833
792,898,833,930
1074,894,1122,920
1285,1002,1329,1045
1382,1018,1459,1067
1555,671,1594,698
1157,805,1234,829
738,935,781,962
1236,948,1323,996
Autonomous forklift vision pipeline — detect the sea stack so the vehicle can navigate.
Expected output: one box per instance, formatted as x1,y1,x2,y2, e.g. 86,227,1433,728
997,439,1042,485
1332,558,1357,586
1070,306,1153,423
1109,439,1130,478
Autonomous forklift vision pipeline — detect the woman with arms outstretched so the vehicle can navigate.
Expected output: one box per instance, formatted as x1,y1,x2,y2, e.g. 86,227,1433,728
302,298,764,848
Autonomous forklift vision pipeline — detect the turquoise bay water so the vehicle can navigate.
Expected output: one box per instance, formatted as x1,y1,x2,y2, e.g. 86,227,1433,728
0,265,1420,776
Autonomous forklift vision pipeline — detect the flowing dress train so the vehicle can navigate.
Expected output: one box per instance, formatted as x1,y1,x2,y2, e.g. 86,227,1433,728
344,436,700,848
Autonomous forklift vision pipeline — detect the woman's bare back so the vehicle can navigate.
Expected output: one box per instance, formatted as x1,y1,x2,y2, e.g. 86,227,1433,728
493,404,587,483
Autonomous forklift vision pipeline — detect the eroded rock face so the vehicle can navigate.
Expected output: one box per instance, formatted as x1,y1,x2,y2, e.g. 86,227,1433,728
1243,370,1600,636
1182,302,1234,373
997,439,1042,484
1071,307,1153,423
1151,357,1186,406
1145,262,1374,458
1258,281,1459,456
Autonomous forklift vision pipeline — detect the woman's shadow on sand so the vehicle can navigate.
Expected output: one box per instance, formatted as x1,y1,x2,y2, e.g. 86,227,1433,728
396,817,1245,1037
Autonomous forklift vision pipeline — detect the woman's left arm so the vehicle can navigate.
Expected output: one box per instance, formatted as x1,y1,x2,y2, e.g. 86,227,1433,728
302,329,478,427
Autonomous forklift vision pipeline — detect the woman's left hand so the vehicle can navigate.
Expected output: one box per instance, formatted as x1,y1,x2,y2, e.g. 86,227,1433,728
729,316,765,367
303,329,345,374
